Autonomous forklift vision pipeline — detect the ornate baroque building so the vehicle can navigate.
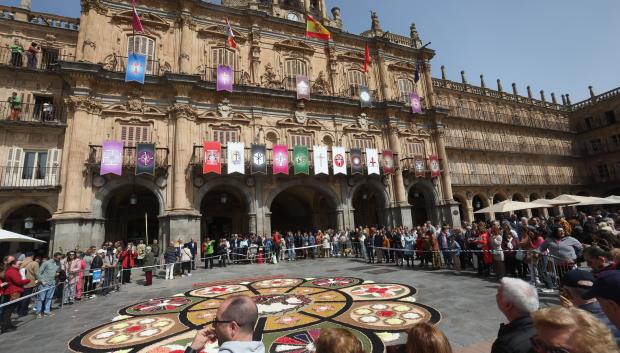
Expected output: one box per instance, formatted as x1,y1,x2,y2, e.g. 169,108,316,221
0,0,615,254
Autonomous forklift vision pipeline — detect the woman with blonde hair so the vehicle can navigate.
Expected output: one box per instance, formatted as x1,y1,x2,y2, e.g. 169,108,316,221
314,328,365,353
405,323,453,353
531,306,619,353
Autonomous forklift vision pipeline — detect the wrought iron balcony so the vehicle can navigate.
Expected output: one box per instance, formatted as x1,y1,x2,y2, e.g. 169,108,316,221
0,166,60,189
0,101,66,124
86,145,169,173
0,45,75,71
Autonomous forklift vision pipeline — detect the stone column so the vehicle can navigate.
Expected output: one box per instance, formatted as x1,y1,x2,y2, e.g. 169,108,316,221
249,213,257,235
178,15,197,74
250,26,262,85
388,122,413,228
422,60,435,107
336,208,345,230
304,0,311,12
433,125,453,201
375,49,390,101
168,103,197,211
327,43,338,94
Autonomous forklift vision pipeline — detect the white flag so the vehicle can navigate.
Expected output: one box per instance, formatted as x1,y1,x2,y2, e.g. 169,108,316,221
366,148,380,175
313,145,329,175
227,142,245,174
332,146,347,175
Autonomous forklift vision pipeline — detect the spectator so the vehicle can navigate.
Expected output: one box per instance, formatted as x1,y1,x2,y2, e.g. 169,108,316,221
118,244,137,284
90,249,104,296
185,296,264,353
582,270,620,331
491,277,539,353
8,39,23,66
63,251,80,305
314,328,365,353
490,221,505,278
26,41,40,69
531,306,619,353
560,269,620,346
17,252,39,316
102,247,117,295
584,246,618,277
42,102,54,121
34,252,61,318
151,239,160,264
186,238,198,270
181,244,192,277
1,256,30,333
217,238,228,267
143,246,155,286
8,92,22,120
405,322,453,353
164,242,177,280
203,237,215,269
136,240,146,267
539,226,583,267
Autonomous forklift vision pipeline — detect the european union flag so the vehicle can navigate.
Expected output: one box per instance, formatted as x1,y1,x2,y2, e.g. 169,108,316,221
125,53,146,84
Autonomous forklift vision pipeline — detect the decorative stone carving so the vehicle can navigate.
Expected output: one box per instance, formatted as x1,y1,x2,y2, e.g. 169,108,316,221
330,7,343,29
167,103,197,120
240,72,251,86
312,71,330,95
101,53,118,71
274,39,315,55
81,0,108,15
66,95,103,115
161,62,172,73
294,110,308,124
44,34,57,43
218,99,233,119
358,113,369,130
84,39,96,49
261,63,279,89
371,11,383,35
126,96,145,113
178,15,197,30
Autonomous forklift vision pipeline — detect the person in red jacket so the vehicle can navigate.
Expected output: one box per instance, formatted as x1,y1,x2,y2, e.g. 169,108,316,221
474,222,493,277
2,256,30,333
118,244,137,284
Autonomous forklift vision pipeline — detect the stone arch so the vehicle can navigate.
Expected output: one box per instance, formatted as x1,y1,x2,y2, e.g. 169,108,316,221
348,179,390,210
407,179,440,225
194,177,255,213
512,193,525,202
0,198,55,223
545,192,556,199
92,177,166,220
493,192,507,203
453,193,470,223
406,179,439,209
266,178,340,210
529,192,541,201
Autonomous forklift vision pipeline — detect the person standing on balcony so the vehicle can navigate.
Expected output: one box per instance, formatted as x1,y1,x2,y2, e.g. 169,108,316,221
8,92,21,120
26,42,40,69
8,39,23,67
42,102,54,121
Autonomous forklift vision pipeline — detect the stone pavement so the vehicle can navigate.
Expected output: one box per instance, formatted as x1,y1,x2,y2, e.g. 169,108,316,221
1,257,558,352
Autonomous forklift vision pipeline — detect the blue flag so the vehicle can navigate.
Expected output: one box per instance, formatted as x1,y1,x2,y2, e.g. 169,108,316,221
125,53,146,84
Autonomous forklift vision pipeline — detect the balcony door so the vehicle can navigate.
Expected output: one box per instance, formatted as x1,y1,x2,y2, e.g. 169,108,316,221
2,147,60,187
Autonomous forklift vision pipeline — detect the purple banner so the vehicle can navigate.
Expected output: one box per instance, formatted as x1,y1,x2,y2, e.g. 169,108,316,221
101,140,124,176
217,65,233,92
296,75,310,100
411,92,422,113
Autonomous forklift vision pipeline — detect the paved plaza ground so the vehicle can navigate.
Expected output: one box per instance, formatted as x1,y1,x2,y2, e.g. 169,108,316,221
1,257,559,352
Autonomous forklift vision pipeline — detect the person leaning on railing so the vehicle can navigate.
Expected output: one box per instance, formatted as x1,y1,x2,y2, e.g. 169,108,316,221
539,226,583,271
8,39,23,67
8,91,21,120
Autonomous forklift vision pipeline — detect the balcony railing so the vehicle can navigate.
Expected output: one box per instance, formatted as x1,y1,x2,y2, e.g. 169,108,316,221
0,46,75,71
201,67,248,85
399,157,437,176
444,138,576,157
0,101,66,124
450,172,586,186
100,55,161,76
191,145,396,175
0,166,60,189
437,104,572,132
86,145,169,172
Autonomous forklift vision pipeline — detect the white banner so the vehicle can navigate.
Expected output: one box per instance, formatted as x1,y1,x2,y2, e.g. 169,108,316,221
332,146,347,175
366,148,380,175
313,145,329,175
227,142,245,174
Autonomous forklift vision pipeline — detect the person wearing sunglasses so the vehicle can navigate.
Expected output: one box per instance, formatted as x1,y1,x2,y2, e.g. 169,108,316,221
530,306,619,353
185,295,264,353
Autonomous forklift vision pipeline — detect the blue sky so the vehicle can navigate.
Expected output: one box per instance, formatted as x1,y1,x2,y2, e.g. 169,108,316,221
5,0,619,102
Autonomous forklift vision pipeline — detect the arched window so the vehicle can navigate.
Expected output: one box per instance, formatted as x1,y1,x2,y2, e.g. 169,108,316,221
210,47,236,81
128,35,155,74
397,78,414,103
347,70,367,97
284,59,307,91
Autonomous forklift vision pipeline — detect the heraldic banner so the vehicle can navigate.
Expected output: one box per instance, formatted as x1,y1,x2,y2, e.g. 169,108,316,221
382,150,395,175
251,144,267,174
101,140,123,176
332,146,347,175
203,141,222,174
429,154,441,177
313,145,329,175
366,148,380,175
227,142,245,174
293,145,309,175
136,143,155,175
273,145,289,175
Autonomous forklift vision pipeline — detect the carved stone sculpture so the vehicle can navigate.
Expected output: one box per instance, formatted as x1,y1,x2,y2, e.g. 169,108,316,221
261,63,279,89
312,71,330,95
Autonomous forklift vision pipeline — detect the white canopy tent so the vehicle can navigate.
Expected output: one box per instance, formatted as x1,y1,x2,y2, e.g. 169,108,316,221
0,228,47,244
552,194,620,206
473,200,539,214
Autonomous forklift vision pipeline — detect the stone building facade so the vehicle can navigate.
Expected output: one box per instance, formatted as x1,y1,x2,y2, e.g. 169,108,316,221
0,0,614,255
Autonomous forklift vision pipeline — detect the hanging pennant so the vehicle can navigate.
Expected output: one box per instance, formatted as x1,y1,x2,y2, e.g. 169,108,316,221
429,154,441,177
350,148,363,175
332,146,347,175
366,148,380,175
296,75,310,100
414,155,425,177
382,150,395,175
101,140,124,176
136,143,155,175
251,144,267,174
203,141,221,174
125,53,146,84
313,145,329,175
217,65,233,92
272,145,289,175
293,145,309,175
411,92,422,113
227,142,245,174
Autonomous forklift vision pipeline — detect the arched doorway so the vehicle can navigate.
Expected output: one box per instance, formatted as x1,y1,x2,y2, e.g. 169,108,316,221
453,195,468,224
270,185,337,233
201,187,248,240
104,184,160,245
530,193,541,217
408,182,437,226
1,204,51,257
493,193,507,220
512,193,525,218
472,194,489,222
352,184,384,228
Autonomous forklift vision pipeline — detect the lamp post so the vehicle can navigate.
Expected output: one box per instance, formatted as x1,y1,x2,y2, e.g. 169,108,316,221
24,216,34,231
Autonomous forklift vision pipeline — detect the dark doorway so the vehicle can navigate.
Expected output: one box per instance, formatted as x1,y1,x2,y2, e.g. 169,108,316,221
473,195,487,222
1,204,51,257
104,184,159,245
408,190,428,226
353,185,383,228
270,185,335,233
201,188,247,240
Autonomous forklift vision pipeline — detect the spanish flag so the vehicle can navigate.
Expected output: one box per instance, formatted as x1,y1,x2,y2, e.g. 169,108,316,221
306,15,331,41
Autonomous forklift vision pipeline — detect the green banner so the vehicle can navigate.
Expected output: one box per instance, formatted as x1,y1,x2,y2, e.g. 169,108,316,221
136,143,156,175
293,145,309,175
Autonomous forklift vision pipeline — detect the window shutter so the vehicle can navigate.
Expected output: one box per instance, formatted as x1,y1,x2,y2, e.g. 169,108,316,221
46,148,61,185
5,147,23,186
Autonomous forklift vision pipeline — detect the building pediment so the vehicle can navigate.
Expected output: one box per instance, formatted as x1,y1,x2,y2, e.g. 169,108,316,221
389,61,417,72
112,10,170,30
338,51,365,63
398,127,429,137
198,25,247,43
102,97,165,117
276,116,323,130
199,111,251,124
274,39,315,55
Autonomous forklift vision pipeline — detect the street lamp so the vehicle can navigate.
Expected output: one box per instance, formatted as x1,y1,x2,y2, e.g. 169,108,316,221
221,193,228,204
24,216,34,230
129,193,138,205
362,193,368,200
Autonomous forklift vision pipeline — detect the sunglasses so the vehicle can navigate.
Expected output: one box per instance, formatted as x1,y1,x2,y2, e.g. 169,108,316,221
212,318,235,327
530,336,572,353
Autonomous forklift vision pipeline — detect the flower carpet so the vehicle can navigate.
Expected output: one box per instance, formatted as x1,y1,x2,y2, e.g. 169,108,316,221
68,277,441,353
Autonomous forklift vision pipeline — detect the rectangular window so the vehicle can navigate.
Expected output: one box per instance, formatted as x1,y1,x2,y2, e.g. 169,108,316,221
120,124,150,147
128,35,155,74
597,164,610,178
403,141,425,157
290,134,313,147
22,151,47,180
398,78,414,103
352,137,375,149
584,117,593,130
284,59,307,91
213,130,239,145
609,135,620,149
347,70,367,97
210,48,236,81
605,111,617,125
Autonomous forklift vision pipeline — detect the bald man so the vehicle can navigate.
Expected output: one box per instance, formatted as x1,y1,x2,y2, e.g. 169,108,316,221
185,295,264,353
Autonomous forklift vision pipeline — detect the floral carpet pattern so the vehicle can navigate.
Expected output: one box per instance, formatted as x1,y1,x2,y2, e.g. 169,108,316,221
68,277,441,353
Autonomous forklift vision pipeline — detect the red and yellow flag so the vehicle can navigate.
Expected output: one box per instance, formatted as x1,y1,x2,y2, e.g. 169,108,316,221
306,15,331,41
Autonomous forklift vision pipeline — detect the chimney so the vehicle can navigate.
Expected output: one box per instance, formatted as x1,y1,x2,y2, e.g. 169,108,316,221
527,86,533,99
551,93,557,105
540,90,546,102
511,83,518,95
480,74,486,88
440,65,446,80
20,0,31,10
589,86,595,98
565,94,571,105
561,94,567,105
460,70,467,84
497,79,503,92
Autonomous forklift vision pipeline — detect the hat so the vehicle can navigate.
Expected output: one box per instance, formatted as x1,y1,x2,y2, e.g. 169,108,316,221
561,269,595,290
582,271,620,304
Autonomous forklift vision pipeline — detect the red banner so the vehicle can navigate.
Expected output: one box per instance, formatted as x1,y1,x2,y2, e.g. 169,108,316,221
382,150,395,175
203,141,221,174
272,144,289,175
429,154,441,177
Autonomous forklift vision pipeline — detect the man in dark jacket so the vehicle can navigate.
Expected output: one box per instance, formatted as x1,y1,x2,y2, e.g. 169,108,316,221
491,277,539,353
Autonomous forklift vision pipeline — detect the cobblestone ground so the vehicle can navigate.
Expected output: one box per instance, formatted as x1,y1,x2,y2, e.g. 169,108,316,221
1,257,559,352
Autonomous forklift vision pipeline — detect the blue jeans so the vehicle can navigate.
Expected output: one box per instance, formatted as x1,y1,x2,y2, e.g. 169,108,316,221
287,247,296,260
34,284,56,314
442,250,452,266
332,242,340,256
